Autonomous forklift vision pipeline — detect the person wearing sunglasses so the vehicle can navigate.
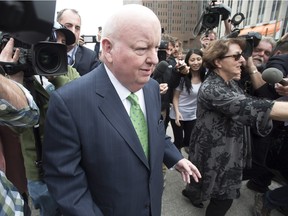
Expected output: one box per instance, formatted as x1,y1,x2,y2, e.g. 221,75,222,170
185,38,288,216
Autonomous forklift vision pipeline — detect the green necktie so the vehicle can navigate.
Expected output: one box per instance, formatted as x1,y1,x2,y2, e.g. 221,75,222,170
127,93,149,158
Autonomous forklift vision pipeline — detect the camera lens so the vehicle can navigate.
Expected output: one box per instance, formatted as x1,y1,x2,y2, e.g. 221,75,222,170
202,12,220,29
36,45,60,73
32,42,68,76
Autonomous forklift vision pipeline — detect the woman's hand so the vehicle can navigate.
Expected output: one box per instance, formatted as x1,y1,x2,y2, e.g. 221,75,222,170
175,111,183,127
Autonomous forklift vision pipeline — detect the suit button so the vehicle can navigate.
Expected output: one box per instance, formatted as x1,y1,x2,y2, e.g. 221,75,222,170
145,204,150,209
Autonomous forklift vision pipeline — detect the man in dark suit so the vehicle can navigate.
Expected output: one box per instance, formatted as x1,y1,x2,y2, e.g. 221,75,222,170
43,4,201,216
57,8,99,76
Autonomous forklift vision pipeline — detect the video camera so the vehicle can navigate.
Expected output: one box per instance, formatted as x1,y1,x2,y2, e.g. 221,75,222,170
237,31,262,58
0,1,68,77
158,40,168,62
0,33,68,77
202,1,231,30
193,1,231,37
222,12,261,58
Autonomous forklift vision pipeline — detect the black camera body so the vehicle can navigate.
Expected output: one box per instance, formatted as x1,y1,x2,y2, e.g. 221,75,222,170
159,40,168,50
239,32,262,58
0,1,68,77
202,2,231,29
158,40,168,62
0,1,56,45
0,33,68,77
224,30,262,58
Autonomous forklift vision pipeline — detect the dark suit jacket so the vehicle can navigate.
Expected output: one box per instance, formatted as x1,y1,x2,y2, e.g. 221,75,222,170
73,45,99,76
43,64,183,216
265,54,288,77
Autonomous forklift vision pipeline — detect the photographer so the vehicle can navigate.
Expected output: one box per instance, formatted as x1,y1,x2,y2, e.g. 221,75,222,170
197,1,232,51
56,8,99,76
243,36,288,215
200,30,217,51
0,38,39,127
0,37,40,216
20,25,79,216
94,26,102,59
152,34,189,131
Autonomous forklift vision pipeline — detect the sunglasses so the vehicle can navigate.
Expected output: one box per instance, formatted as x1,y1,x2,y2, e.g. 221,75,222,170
221,53,243,61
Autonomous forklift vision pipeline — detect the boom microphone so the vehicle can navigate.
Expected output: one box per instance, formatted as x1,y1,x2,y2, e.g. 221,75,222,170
262,67,288,86
152,60,169,82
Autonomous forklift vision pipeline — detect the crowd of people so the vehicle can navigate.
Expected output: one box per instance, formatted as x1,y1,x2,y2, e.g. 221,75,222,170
0,3,288,216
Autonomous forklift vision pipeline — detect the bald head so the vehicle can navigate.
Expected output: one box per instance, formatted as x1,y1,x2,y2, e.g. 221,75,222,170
102,4,161,40
101,4,162,92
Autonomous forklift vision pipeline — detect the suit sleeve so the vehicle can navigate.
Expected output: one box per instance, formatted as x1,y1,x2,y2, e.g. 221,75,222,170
163,134,183,168
42,91,104,215
89,51,100,71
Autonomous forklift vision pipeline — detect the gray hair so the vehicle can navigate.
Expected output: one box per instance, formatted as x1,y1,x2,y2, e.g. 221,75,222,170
56,8,80,22
261,36,276,51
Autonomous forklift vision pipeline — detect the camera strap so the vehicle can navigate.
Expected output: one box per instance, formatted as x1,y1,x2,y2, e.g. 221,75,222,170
24,77,46,176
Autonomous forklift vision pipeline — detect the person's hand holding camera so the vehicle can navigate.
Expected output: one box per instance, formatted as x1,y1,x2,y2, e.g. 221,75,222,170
0,38,25,84
0,38,20,63
176,60,190,75
78,36,85,46
97,27,102,42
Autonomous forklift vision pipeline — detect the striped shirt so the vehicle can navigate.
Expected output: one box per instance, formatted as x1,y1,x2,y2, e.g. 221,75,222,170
0,170,24,216
0,82,39,128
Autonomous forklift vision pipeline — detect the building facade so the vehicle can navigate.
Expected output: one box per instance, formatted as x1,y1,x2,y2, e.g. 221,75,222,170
123,0,288,51
219,0,288,40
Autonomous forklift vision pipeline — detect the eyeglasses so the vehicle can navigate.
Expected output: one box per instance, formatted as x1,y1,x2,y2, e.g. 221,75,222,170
221,53,243,61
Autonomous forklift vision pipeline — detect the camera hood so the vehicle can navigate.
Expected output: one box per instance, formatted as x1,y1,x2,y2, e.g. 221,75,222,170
0,1,56,45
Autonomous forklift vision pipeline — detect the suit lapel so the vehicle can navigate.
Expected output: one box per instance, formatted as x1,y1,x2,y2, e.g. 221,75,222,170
96,67,149,169
143,84,159,168
74,46,82,68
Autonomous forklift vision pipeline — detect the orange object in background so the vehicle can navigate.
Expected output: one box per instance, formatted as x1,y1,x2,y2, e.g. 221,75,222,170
239,21,281,37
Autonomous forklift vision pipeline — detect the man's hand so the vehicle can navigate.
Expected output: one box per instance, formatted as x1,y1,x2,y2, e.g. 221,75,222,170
280,32,288,42
0,38,20,63
78,36,85,46
275,81,288,96
0,38,24,83
176,60,190,75
174,158,201,183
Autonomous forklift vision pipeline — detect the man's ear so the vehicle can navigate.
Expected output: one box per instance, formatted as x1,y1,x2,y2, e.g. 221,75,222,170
274,50,281,56
101,38,113,63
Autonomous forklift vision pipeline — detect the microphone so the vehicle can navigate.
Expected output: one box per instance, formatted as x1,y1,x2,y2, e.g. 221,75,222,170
262,67,288,86
152,60,169,82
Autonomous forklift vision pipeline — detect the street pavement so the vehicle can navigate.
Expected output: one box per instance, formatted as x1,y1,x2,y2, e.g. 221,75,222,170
161,159,284,216
161,124,284,216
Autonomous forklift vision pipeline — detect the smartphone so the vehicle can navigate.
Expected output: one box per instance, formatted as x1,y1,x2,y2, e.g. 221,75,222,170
82,35,96,43
98,26,102,31
177,65,186,71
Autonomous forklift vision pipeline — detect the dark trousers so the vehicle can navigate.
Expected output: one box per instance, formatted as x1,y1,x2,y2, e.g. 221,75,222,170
265,185,288,209
243,162,274,187
170,119,196,150
206,198,233,216
163,106,170,132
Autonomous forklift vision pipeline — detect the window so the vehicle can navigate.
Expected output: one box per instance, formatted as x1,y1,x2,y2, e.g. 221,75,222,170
257,0,266,23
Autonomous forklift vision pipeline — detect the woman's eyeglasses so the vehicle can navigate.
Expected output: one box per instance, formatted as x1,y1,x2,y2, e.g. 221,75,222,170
221,53,243,61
